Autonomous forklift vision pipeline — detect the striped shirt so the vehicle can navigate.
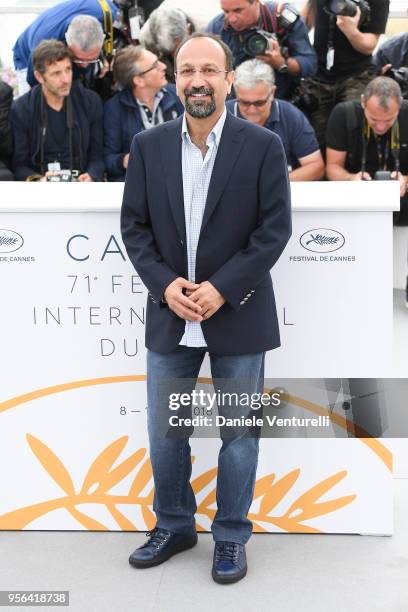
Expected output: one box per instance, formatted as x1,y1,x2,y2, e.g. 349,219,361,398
179,107,227,347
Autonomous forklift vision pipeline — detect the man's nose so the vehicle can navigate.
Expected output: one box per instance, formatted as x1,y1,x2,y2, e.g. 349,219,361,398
190,70,206,87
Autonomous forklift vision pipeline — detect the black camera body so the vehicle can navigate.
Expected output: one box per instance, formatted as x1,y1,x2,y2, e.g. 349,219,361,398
374,170,392,181
46,170,79,182
384,67,408,100
291,79,319,114
324,0,371,24
243,4,299,57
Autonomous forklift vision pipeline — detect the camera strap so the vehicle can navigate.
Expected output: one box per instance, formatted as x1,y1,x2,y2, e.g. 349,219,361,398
98,0,114,67
39,92,78,179
361,117,401,175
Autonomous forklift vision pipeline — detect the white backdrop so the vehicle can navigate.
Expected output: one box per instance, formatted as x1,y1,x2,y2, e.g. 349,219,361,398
0,182,398,534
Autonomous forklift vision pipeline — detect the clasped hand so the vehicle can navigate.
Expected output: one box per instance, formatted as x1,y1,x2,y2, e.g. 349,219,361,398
164,277,225,322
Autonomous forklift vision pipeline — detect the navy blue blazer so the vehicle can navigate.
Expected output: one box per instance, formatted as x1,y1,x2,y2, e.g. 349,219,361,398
104,84,183,181
121,111,292,355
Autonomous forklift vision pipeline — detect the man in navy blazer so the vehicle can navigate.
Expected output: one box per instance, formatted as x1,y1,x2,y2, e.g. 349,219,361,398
121,32,291,584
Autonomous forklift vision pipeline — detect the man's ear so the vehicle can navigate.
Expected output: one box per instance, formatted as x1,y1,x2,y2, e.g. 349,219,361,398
227,70,235,94
34,70,44,86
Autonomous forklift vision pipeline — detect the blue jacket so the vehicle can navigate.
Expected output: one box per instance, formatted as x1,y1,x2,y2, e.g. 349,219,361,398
206,1,317,99
10,81,104,181
227,98,319,169
104,84,184,181
13,0,117,87
121,111,292,355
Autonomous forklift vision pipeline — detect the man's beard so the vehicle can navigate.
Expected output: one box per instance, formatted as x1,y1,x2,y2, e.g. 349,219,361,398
184,87,216,118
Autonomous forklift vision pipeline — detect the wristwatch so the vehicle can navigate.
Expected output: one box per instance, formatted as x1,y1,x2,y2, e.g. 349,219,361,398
278,63,289,74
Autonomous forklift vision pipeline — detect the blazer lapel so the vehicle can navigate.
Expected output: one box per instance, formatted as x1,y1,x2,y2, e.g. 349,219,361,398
160,117,186,243
201,112,246,231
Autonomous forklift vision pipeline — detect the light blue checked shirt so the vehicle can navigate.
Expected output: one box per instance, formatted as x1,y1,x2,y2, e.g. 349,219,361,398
179,107,227,347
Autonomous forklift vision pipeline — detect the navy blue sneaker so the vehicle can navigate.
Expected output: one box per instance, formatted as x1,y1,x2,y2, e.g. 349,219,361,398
129,528,197,568
212,541,247,584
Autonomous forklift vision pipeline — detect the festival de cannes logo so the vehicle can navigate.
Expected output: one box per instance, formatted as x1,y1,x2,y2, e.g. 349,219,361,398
300,228,345,253
0,229,24,253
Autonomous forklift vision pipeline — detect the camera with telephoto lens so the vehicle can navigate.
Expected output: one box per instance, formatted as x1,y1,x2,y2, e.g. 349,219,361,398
46,170,79,182
324,0,371,23
243,4,299,57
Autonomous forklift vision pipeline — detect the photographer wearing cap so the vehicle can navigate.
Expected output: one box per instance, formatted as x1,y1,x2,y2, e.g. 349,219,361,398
326,77,408,223
13,0,118,94
206,0,317,99
301,0,389,149
227,58,324,180
10,40,104,182
104,45,183,181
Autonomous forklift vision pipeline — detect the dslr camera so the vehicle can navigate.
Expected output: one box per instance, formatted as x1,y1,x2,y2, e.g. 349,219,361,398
46,170,79,182
324,0,371,24
243,4,299,57
384,66,408,100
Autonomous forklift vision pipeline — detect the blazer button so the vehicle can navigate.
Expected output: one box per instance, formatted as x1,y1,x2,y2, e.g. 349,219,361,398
240,300,245,306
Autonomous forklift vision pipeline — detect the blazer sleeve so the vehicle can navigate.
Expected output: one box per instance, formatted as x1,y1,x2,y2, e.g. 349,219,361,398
121,135,179,300
208,134,292,311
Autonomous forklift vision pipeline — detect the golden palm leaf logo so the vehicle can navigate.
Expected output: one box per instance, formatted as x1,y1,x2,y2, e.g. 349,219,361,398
0,434,356,533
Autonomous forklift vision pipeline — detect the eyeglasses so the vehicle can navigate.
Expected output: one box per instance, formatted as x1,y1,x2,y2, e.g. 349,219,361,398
237,97,271,108
72,58,100,65
175,67,230,78
136,59,160,76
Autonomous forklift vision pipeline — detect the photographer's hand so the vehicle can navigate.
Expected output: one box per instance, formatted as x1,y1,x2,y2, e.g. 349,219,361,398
257,41,301,75
351,171,372,181
336,7,380,55
98,58,110,79
391,171,408,197
256,38,286,70
336,8,360,37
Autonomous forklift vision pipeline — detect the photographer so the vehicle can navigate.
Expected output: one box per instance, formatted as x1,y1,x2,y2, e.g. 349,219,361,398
206,0,317,99
13,0,117,92
10,40,104,182
103,46,183,181
0,80,14,181
227,59,324,180
374,32,408,74
139,6,195,83
326,77,408,222
301,0,390,149
374,33,408,100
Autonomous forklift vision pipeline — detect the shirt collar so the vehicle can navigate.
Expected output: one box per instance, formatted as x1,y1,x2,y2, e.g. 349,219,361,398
265,99,280,126
135,88,164,108
182,107,227,146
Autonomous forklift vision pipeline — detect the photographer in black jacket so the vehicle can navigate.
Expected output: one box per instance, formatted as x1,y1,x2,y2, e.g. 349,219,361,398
301,0,389,149
10,40,104,182
0,80,14,181
326,77,408,223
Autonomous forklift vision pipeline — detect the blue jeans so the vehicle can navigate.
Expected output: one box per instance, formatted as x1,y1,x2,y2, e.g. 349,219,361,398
146,346,265,545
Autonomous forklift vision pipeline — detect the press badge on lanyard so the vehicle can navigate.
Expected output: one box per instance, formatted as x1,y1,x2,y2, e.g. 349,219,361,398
326,47,334,71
